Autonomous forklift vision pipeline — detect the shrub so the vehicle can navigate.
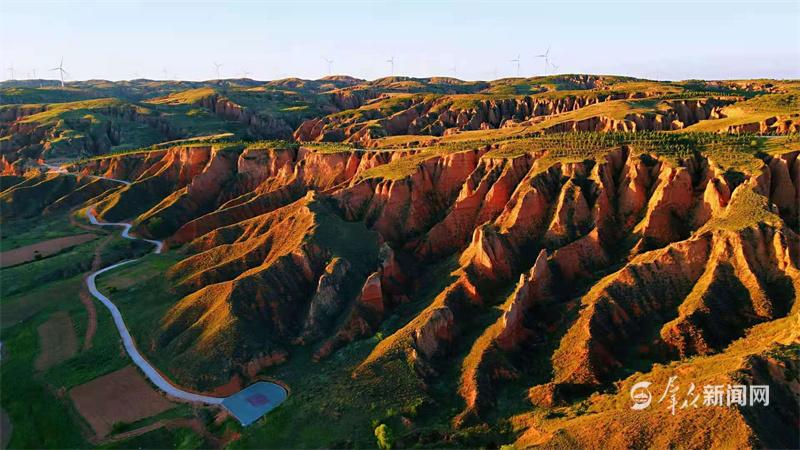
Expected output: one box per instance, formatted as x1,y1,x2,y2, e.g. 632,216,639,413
375,424,394,449
110,421,130,434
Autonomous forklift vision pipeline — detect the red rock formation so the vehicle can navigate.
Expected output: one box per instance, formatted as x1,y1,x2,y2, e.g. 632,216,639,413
661,224,800,357
194,92,294,138
412,306,455,360
415,155,531,259
300,258,352,341
464,224,515,282
335,149,484,244
495,249,552,350
633,164,695,250
552,234,713,387
544,179,593,245
292,92,724,145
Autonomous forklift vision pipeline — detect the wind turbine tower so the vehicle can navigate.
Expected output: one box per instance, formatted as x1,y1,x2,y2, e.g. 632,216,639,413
510,54,521,77
386,56,395,76
50,57,68,87
536,46,551,76
213,62,223,79
6,66,14,81
322,57,333,76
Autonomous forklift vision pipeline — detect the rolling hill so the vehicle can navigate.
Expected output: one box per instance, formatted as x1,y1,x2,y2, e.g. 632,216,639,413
1,76,798,448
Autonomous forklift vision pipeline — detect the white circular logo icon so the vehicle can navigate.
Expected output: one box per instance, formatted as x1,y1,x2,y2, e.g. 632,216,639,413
630,381,652,410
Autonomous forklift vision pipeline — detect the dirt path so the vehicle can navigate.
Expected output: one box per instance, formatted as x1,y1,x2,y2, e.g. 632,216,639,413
78,234,113,350
78,288,98,351
69,210,106,233
100,418,223,447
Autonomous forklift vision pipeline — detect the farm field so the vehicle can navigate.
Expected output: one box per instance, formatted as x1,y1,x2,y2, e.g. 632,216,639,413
69,366,175,438
0,234,98,268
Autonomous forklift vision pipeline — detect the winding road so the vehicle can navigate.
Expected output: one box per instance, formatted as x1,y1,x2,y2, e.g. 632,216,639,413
46,164,226,404
85,208,223,404
15,162,289,425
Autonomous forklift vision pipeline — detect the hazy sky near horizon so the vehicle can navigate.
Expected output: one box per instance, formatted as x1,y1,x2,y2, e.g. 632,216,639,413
1,0,798,82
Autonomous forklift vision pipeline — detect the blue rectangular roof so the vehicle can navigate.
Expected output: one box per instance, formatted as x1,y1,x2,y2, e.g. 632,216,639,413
221,382,288,426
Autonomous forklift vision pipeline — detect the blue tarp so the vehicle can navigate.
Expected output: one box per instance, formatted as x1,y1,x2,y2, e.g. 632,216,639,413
221,382,288,426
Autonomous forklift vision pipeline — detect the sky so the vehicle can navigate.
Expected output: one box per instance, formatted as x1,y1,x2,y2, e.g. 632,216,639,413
1,0,798,82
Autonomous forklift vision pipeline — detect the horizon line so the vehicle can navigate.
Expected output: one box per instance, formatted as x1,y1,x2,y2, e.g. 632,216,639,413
2,73,798,85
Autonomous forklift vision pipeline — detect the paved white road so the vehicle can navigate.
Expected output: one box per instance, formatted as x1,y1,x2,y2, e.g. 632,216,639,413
44,163,133,186
41,162,224,403
84,207,223,404
18,161,289,419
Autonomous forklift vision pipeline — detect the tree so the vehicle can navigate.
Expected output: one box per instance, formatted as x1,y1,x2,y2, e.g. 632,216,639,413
374,424,394,450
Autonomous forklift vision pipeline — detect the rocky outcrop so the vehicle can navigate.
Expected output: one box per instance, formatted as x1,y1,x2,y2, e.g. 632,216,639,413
311,269,387,362
158,194,382,390
293,93,721,145
10,123,799,445
0,172,120,218
766,152,799,228
412,306,456,360
632,164,696,251
0,104,48,123
540,99,729,134
194,92,295,138
299,258,352,341
2,102,183,160
334,148,484,244
464,224,516,283
415,155,532,259
552,234,713,387
495,250,552,350
725,114,800,134
661,224,800,357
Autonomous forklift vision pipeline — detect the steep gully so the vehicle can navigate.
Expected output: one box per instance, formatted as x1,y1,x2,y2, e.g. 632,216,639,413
44,163,287,415
27,143,798,444
49,145,798,393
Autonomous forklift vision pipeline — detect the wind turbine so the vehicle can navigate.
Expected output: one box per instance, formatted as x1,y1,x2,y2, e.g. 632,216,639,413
213,61,222,79
50,57,68,87
322,57,333,76
6,66,15,80
510,54,521,77
535,45,551,76
386,56,395,76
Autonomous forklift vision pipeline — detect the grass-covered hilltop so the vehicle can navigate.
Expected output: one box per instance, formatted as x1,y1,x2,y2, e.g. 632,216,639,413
1,75,798,450
1,75,797,166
